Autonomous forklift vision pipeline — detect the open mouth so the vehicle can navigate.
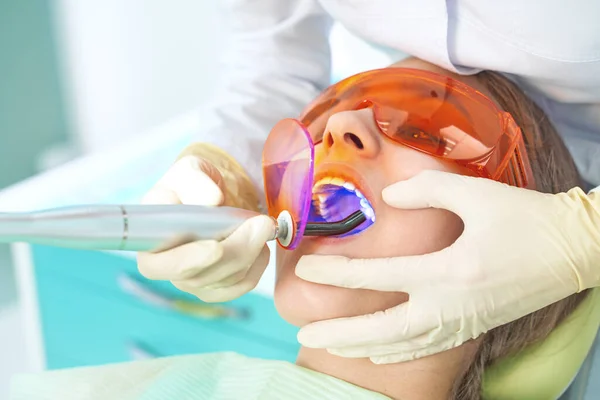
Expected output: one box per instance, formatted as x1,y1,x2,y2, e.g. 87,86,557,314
309,176,376,237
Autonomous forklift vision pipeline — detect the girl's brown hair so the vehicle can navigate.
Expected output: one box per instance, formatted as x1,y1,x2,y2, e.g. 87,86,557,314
452,71,589,399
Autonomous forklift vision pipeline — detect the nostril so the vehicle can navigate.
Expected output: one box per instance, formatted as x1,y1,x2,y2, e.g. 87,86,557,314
325,132,334,147
344,132,364,149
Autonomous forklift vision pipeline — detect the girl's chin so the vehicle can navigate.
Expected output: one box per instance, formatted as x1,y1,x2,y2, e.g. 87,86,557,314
274,274,408,327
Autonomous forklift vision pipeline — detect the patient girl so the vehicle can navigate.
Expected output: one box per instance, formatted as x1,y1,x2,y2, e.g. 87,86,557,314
275,57,589,399
11,58,588,400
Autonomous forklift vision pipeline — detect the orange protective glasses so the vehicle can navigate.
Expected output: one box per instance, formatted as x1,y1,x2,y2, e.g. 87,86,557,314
263,68,536,249
301,68,535,187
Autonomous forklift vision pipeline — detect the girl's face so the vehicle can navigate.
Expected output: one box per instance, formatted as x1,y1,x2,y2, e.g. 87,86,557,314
274,58,501,326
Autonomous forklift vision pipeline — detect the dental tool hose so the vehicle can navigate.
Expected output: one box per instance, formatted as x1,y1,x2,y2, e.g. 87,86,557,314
0,205,365,252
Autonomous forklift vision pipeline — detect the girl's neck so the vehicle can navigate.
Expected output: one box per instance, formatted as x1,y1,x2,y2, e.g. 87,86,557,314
296,345,474,400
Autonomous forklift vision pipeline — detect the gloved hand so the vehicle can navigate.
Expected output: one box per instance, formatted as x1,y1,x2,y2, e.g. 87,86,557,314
295,170,600,363
137,144,274,303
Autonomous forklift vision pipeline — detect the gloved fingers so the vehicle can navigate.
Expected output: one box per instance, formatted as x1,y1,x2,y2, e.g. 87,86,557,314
297,313,393,349
178,266,246,291
208,245,270,289
382,170,487,217
140,188,181,206
298,303,437,349
185,248,270,303
180,243,270,289
328,330,464,362
220,215,276,254
141,215,272,284
142,155,225,206
369,335,462,364
295,249,451,292
217,214,274,266
327,344,399,359
137,240,224,280
209,215,274,282
370,344,453,365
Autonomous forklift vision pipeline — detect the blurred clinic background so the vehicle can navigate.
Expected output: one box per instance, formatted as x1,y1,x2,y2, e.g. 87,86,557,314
0,1,392,398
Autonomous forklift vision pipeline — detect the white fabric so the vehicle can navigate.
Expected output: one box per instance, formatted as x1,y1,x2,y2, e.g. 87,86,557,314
10,353,388,400
193,0,599,196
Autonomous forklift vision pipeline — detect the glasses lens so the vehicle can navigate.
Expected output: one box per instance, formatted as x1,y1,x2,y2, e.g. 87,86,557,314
263,119,314,249
369,76,503,160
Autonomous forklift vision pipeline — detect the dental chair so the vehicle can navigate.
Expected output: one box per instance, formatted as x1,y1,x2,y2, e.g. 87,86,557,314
482,288,600,399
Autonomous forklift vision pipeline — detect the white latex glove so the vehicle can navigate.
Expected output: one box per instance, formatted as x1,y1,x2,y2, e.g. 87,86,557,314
137,155,274,303
295,170,600,363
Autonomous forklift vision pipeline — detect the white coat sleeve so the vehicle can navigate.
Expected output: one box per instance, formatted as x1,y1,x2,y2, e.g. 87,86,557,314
191,0,332,204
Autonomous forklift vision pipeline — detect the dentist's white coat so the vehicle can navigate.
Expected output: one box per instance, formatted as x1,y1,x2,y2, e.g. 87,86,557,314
198,0,600,194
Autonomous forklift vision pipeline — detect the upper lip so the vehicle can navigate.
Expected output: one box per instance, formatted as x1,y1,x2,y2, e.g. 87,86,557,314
312,162,376,206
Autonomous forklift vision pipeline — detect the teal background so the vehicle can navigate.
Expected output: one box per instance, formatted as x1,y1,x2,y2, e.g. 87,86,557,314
0,0,70,308
0,0,70,189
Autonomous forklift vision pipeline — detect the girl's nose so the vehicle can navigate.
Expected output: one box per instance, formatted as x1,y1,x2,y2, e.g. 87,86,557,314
322,108,381,159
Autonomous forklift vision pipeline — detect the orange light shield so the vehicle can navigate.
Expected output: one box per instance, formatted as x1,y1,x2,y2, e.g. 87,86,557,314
262,119,315,249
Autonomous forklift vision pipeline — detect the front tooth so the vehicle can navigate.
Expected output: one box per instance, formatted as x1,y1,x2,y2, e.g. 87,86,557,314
330,177,345,186
343,182,355,191
312,182,330,194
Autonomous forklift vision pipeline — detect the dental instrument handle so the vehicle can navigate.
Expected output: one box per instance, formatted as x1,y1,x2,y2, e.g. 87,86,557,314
0,204,273,252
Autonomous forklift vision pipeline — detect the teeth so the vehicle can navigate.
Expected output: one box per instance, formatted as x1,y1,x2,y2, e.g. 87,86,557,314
343,181,355,191
364,207,375,221
330,177,345,186
312,176,375,223
313,177,360,193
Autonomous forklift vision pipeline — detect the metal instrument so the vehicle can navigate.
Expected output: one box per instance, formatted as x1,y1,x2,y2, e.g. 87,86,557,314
0,204,365,251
